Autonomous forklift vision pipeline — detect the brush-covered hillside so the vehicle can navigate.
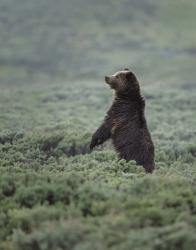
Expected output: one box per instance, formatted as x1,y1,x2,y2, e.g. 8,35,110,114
0,0,196,250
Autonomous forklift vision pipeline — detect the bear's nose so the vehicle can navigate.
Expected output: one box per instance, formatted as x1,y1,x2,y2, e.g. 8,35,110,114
105,76,110,83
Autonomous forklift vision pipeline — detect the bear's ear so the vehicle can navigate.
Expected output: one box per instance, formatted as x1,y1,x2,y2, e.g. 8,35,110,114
126,71,137,82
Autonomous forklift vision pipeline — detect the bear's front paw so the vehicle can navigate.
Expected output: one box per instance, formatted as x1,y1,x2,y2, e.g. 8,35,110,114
90,138,97,150
90,136,101,150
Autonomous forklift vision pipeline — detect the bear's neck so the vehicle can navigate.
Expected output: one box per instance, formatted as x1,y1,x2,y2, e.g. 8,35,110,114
114,89,146,127
115,89,142,103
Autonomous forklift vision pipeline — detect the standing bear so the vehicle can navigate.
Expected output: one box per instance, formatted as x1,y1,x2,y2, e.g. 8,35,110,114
90,69,155,173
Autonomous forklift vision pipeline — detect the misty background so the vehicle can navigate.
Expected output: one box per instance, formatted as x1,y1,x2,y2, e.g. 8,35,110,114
0,0,195,84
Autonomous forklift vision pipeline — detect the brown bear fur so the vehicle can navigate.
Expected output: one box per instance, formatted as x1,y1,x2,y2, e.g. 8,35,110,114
90,69,155,173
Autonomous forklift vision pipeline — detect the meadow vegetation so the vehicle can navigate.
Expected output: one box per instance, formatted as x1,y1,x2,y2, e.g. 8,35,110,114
0,0,196,249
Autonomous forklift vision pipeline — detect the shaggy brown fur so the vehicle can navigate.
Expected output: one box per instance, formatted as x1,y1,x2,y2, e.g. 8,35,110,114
90,69,155,173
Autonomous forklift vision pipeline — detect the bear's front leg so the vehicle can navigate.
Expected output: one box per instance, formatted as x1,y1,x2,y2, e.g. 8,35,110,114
90,122,111,150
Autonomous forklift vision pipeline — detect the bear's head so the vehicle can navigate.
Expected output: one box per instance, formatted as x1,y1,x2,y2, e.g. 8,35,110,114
105,69,140,94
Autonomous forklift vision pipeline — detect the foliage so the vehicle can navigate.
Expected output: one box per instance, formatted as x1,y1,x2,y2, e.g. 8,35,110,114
0,79,195,250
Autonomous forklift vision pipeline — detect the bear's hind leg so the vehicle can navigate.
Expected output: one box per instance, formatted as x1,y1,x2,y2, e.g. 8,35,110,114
143,163,155,173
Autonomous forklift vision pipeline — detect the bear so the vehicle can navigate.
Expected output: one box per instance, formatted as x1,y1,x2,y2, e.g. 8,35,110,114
90,68,155,173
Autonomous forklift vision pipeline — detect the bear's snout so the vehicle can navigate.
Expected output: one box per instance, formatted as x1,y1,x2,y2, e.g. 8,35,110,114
105,76,110,84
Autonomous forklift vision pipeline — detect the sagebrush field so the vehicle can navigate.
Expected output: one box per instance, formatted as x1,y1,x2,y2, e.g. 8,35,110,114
0,0,196,250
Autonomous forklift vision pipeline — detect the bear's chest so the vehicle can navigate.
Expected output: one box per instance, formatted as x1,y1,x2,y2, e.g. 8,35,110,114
111,115,132,135
111,117,124,135
108,102,139,135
